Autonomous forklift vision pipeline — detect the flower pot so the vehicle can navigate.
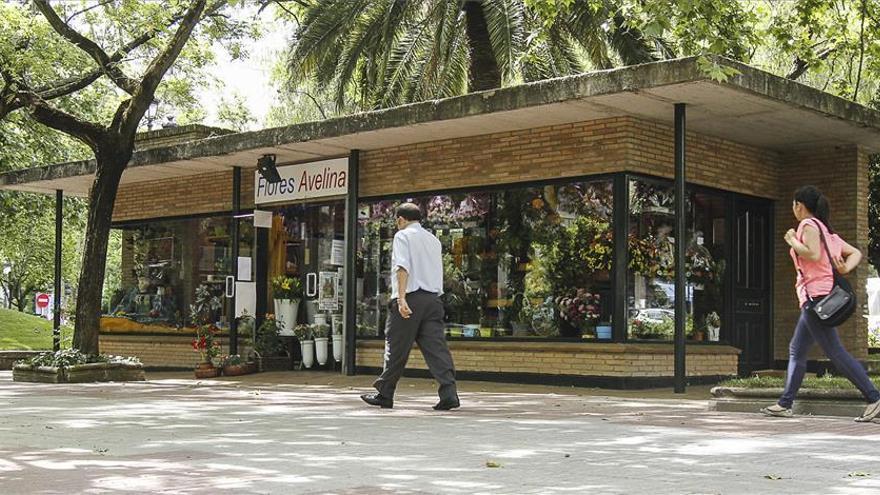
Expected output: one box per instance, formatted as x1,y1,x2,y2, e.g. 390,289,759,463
314,337,329,366
478,327,493,338
332,334,343,362
708,326,720,342
596,325,612,340
314,314,327,326
194,362,220,379
274,299,299,336
300,340,315,368
222,363,254,376
331,314,344,335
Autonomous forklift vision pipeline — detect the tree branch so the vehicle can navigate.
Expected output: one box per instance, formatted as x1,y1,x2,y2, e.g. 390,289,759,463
65,0,115,24
18,90,105,149
33,0,138,94
785,46,835,80
119,0,214,137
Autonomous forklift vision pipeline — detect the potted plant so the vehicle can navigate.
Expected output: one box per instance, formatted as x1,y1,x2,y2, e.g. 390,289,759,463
272,275,302,336
331,314,343,362
190,285,222,378
706,311,721,341
219,354,253,376
312,323,330,366
294,324,314,368
254,315,289,371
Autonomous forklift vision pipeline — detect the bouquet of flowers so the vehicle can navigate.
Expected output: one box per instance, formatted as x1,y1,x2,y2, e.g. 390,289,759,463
271,275,302,300
555,289,601,328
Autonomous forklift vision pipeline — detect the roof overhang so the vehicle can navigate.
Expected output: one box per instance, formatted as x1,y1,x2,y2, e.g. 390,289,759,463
4,55,880,197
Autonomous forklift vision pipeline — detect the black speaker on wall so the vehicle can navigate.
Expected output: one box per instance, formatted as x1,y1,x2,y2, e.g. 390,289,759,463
257,153,281,183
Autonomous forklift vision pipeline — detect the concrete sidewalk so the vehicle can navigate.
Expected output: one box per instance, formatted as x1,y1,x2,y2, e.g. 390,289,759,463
2,371,880,494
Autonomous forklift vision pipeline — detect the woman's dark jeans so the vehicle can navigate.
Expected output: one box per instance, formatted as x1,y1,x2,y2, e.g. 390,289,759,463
779,303,880,408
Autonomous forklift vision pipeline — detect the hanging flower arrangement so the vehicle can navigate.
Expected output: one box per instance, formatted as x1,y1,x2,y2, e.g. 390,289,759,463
427,195,456,225
452,193,489,222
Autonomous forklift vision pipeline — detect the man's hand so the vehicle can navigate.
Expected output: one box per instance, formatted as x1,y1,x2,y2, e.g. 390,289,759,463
398,297,412,319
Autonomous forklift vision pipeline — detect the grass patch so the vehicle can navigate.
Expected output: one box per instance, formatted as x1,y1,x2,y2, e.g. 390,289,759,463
0,308,72,350
720,374,880,390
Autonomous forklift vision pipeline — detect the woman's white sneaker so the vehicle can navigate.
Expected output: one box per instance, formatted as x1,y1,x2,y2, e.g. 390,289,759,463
760,404,793,418
854,400,880,423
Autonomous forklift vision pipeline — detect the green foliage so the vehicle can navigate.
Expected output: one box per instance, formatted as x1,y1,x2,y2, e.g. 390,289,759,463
870,155,880,273
256,316,286,356
17,349,141,369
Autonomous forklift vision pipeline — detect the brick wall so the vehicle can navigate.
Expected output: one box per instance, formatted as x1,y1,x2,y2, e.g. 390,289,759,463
773,145,869,360
359,116,781,200
356,340,739,377
100,334,230,369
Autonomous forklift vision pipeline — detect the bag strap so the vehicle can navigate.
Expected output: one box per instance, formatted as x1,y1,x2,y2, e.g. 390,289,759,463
809,218,840,277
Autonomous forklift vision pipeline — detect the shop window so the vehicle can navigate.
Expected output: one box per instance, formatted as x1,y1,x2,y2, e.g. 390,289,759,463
356,179,614,339
627,178,725,341
103,216,253,331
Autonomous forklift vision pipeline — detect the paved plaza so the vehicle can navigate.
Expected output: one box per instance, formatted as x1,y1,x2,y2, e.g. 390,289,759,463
1,371,880,495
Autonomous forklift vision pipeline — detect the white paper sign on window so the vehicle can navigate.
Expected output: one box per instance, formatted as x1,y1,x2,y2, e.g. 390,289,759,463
254,157,348,205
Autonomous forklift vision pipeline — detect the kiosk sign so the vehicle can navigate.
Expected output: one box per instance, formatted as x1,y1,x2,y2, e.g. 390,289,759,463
255,157,348,204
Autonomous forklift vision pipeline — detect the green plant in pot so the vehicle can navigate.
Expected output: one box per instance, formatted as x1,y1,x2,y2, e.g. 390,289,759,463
271,275,303,336
190,284,222,378
294,323,315,368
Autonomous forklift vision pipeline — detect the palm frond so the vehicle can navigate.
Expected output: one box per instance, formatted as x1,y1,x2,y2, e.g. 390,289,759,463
482,0,525,85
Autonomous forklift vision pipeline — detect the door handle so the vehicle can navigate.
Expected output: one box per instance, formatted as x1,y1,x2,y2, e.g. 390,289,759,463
306,272,317,297
225,276,235,298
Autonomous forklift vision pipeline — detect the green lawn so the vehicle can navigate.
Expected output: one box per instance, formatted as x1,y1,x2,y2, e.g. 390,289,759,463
0,308,72,350
720,375,880,390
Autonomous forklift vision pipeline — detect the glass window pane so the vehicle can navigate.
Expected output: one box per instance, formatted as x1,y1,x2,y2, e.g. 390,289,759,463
356,179,614,340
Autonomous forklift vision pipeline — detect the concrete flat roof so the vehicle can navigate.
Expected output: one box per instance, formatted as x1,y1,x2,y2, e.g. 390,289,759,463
4,55,880,197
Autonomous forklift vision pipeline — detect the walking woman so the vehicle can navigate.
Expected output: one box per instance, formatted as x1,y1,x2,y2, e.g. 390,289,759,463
761,186,880,421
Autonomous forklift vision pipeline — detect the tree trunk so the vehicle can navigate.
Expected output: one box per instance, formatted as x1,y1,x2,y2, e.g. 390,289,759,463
72,144,130,355
463,1,501,92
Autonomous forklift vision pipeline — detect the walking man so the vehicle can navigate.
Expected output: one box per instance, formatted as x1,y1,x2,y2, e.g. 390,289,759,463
361,203,460,410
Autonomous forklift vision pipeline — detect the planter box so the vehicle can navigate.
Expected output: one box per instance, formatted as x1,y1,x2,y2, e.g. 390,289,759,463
222,363,256,376
710,386,867,418
13,362,145,383
0,351,43,370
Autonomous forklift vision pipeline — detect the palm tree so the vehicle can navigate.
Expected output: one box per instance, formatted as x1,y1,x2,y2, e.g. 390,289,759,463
286,0,658,111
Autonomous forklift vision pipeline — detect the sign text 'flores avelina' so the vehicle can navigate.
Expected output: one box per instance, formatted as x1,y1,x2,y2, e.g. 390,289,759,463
254,157,348,204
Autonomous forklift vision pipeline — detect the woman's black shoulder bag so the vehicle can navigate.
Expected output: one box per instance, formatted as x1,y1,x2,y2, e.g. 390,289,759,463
796,219,857,327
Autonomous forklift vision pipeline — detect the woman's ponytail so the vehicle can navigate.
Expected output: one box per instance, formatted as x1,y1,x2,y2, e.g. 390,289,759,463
794,185,834,233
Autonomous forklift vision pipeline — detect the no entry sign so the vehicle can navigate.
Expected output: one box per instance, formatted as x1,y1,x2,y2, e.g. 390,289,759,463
36,293,50,309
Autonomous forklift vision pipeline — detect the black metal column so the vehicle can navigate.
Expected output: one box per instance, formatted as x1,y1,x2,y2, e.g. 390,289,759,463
344,150,360,375
53,190,62,352
230,167,241,354
255,226,268,335
612,175,628,342
674,103,687,393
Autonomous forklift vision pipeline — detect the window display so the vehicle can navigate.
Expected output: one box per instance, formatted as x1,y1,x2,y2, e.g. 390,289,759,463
103,216,253,331
357,179,614,339
627,178,726,341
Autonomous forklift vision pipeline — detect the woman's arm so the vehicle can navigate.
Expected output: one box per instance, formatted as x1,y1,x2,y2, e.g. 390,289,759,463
785,224,821,262
833,239,862,275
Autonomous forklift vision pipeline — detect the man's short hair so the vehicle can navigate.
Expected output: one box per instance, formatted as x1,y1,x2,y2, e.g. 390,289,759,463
396,202,422,221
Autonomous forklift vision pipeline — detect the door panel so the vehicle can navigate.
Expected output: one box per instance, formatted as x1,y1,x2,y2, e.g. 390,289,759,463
730,200,772,374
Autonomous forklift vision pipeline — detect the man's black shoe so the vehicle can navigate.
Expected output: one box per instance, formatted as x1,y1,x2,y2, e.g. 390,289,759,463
433,398,460,411
360,393,393,409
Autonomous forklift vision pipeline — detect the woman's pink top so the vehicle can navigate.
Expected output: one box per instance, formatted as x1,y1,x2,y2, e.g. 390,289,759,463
790,218,842,306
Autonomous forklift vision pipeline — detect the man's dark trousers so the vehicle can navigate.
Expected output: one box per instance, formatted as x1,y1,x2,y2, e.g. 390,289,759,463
373,290,457,401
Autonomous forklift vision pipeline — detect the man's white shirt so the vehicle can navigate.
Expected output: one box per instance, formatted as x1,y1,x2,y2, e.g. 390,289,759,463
390,222,443,299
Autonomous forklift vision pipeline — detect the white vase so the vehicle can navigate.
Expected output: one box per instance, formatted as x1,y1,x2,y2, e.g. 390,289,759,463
314,337,328,365
708,326,720,342
274,299,298,336
331,314,343,335
332,334,343,362
300,339,314,368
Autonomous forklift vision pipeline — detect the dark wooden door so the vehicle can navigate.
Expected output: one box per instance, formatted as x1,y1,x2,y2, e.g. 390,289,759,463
730,199,773,374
